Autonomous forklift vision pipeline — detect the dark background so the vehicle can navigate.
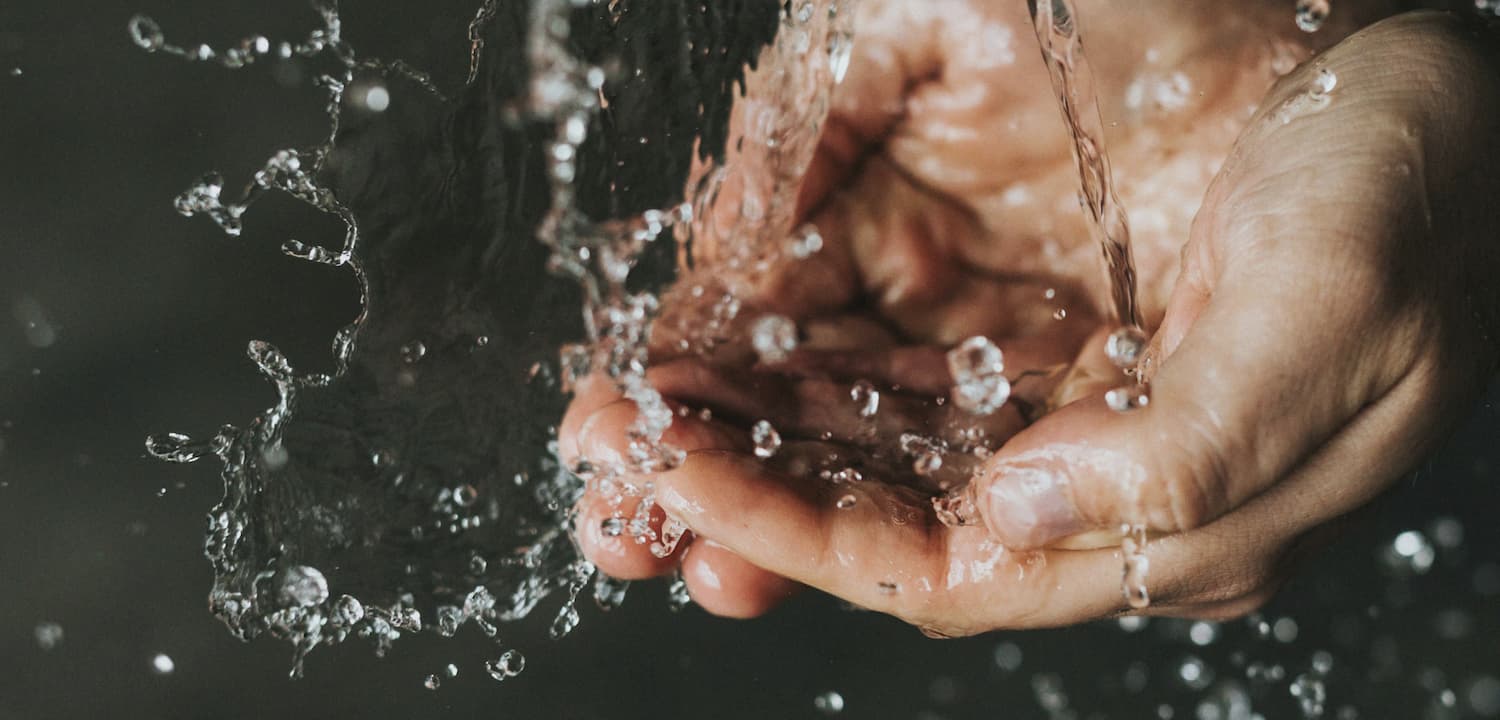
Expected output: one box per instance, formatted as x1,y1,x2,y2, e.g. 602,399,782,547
0,1,1496,718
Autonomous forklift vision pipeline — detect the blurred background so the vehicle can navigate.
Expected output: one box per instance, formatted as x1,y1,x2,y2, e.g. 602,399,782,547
0,1,1496,718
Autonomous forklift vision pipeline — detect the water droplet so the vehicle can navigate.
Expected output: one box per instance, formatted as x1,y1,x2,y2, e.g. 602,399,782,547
850,380,880,418
1178,655,1213,690
666,573,691,611
1295,0,1331,32
333,594,364,625
835,494,857,510
1469,675,1500,717
445,663,459,678
463,585,496,617
400,340,427,364
993,642,1023,672
1290,672,1327,717
814,690,846,714
1106,385,1151,413
932,489,978,527
33,622,63,650
279,565,329,607
787,223,824,258
424,674,441,690
128,15,165,52
550,603,581,638
364,85,390,112
1189,621,1219,646
454,483,479,507
151,653,176,675
1272,616,1299,643
1053,308,1068,320
750,314,798,364
947,337,1010,415
1118,616,1149,632
600,517,625,537
1429,516,1463,548
1122,524,1150,608
1105,325,1148,369
1311,650,1334,675
1384,530,1436,574
484,649,525,681
751,420,782,459
145,432,209,463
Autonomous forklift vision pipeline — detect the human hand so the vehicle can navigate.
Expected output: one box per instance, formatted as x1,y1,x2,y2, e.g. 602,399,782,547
565,3,1500,633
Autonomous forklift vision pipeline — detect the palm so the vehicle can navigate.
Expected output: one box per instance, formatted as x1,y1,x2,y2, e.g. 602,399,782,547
564,0,1411,624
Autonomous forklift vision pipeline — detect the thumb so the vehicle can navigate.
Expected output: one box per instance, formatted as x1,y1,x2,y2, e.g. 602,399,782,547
964,233,1389,550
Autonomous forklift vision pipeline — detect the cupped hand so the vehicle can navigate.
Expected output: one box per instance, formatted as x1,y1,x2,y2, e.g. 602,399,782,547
564,2,1500,633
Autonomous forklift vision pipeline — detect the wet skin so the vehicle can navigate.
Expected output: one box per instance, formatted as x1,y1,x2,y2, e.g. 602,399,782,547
562,1,1500,634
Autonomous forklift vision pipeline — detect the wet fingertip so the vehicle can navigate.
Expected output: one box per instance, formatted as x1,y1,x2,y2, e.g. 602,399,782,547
574,500,680,580
975,463,1087,550
681,540,798,619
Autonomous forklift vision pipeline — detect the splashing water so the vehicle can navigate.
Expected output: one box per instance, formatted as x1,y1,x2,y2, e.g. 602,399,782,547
136,0,807,678
1294,0,1332,33
1025,0,1141,332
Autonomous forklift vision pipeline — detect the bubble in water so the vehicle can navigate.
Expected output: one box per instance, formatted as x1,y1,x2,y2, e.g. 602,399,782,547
835,494,857,510
151,653,176,675
1273,616,1300,643
947,336,1010,415
814,690,846,714
751,314,798,364
279,565,330,607
1106,385,1151,413
1290,672,1327,717
423,674,441,690
850,380,880,418
600,517,625,537
484,649,525,681
33,622,63,650
751,420,782,459
445,663,459,678
1105,326,1148,369
1295,0,1331,32
1311,650,1334,675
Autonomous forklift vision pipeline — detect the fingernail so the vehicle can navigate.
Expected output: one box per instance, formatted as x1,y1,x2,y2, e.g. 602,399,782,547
978,465,1084,548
